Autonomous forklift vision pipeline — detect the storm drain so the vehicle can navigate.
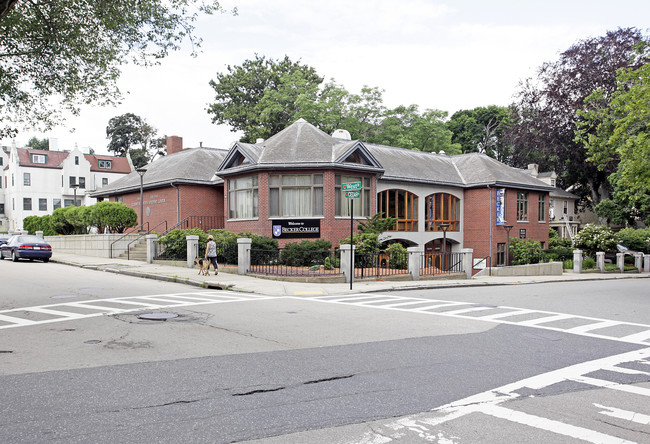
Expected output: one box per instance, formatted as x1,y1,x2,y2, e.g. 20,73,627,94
137,313,179,321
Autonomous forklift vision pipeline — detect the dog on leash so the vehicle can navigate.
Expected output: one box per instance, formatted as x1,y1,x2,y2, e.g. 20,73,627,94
194,257,210,276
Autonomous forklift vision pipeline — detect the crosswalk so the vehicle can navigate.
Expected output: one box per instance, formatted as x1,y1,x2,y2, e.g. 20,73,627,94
300,294,650,346
357,347,650,444
0,291,274,329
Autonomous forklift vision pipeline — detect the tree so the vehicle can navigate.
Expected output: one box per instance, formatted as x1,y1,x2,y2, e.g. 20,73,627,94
576,56,650,225
207,55,324,142
106,113,166,168
507,28,649,205
447,106,513,161
26,137,49,151
1,0,229,139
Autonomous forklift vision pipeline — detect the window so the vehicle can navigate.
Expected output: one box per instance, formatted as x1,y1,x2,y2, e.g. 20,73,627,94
425,193,460,232
74,156,79,165
12,174,14,186
0,203,4,214
517,192,529,221
0,157,3,165
377,189,418,231
538,194,545,222
23,198,32,211
53,199,61,210
497,243,506,266
39,198,47,211
563,200,568,215
78,177,86,189
269,174,323,217
24,172,31,186
228,175,258,219
69,176,76,187
550,179,556,187
102,178,109,186
64,199,75,207
98,160,112,169
31,154,47,164
335,175,371,217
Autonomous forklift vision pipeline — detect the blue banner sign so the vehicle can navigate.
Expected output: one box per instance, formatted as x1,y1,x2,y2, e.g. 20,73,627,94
496,188,506,225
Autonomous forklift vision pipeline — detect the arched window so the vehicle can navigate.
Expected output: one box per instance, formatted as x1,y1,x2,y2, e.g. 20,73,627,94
377,189,418,232
425,193,460,231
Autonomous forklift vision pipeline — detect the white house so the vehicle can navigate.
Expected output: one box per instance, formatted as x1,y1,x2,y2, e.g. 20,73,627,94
0,144,130,232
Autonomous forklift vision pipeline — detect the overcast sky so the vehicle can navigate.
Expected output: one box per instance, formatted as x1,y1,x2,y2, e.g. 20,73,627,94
3,0,649,154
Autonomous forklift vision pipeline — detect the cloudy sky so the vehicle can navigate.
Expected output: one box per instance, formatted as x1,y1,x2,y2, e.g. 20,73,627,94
3,0,649,154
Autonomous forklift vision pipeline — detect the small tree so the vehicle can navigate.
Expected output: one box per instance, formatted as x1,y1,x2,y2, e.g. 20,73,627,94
509,238,543,265
616,228,650,253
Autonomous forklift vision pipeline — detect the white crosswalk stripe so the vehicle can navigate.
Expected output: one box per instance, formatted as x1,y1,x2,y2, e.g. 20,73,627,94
0,291,276,329
301,294,650,345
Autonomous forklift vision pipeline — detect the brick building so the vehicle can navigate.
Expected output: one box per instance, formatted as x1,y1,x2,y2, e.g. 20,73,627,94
93,120,554,266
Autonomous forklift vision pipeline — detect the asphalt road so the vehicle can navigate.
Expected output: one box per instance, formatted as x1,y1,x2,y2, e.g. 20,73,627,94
1,261,648,443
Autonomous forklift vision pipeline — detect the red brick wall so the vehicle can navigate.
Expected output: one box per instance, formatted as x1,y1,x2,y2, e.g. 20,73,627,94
112,184,223,230
464,187,549,261
224,169,376,247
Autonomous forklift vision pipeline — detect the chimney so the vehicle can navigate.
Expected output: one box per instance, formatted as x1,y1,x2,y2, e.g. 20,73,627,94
166,135,183,155
527,163,539,177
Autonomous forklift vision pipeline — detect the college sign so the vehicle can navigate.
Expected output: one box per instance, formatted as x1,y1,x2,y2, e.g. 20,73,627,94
271,219,321,239
496,188,506,225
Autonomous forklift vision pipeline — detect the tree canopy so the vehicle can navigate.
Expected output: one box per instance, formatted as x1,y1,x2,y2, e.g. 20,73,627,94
576,55,650,225
106,113,165,168
0,0,229,139
208,55,460,153
447,106,513,162
506,27,649,205
26,137,49,151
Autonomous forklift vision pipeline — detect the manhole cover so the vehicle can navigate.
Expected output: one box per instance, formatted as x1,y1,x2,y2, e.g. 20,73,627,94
138,312,179,321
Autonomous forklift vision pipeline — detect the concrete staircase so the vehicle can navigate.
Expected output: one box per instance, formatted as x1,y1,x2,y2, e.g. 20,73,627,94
118,238,147,261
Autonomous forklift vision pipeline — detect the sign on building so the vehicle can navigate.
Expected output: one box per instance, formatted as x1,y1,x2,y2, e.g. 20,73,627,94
272,219,321,239
496,188,506,225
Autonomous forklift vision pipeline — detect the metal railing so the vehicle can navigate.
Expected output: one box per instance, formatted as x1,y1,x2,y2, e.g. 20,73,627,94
109,222,149,258
354,251,409,279
421,252,463,276
250,249,341,277
126,220,168,260
165,215,225,234
472,256,492,276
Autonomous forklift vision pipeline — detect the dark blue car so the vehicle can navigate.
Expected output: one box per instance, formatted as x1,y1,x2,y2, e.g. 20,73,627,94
0,235,52,262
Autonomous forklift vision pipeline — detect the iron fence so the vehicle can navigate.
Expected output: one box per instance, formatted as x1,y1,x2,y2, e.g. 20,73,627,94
176,216,225,231
153,239,236,264
198,242,238,265
250,249,341,277
354,251,409,279
421,252,463,276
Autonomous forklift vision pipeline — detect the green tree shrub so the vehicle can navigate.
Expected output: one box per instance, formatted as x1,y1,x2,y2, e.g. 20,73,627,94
509,238,543,265
50,207,75,235
22,215,57,236
615,228,650,253
583,257,596,270
280,239,333,267
386,243,408,269
573,224,617,256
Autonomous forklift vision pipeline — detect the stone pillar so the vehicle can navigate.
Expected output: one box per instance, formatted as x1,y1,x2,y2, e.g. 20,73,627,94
146,234,157,264
462,248,474,279
644,254,650,273
407,247,423,281
573,249,583,274
634,252,643,273
340,244,355,284
616,253,625,273
36,231,44,239
596,252,605,273
237,238,252,275
186,235,199,268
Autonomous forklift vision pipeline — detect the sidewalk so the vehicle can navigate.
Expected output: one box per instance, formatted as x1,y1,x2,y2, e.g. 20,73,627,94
50,252,649,296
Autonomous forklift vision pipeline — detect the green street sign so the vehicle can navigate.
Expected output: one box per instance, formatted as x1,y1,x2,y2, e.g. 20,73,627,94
345,190,361,199
342,181,362,191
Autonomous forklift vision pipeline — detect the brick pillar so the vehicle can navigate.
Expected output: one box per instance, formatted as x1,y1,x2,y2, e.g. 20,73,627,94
407,247,423,281
186,235,199,268
146,234,157,264
238,238,252,275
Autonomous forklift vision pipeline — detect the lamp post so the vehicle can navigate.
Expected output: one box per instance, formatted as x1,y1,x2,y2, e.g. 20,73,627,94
136,167,147,232
504,224,513,266
70,183,79,206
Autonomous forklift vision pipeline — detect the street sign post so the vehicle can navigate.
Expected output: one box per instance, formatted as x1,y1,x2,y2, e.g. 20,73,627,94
343,182,361,290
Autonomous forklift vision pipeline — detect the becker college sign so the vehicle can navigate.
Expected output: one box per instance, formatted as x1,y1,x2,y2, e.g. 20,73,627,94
271,219,321,239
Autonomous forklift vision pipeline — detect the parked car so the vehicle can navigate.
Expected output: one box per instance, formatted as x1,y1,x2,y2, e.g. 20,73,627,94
0,235,52,262
0,234,11,246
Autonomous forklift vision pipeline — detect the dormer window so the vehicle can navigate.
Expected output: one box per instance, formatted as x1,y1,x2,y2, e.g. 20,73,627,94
31,154,47,164
236,155,250,166
345,152,361,163
551,179,556,187
98,160,112,169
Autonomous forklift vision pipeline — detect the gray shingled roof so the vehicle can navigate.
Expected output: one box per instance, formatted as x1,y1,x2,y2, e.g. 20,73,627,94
451,154,554,190
91,147,228,196
550,187,578,199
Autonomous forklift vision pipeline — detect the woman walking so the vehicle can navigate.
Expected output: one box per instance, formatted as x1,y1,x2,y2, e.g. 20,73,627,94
204,235,219,275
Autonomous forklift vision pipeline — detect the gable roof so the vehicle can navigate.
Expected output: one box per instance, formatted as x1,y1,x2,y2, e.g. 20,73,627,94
218,119,383,175
91,147,228,197
451,154,555,190
16,148,69,168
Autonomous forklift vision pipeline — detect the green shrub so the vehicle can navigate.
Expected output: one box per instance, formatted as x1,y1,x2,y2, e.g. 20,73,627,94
280,239,332,267
583,257,596,270
158,228,206,260
573,224,617,256
386,243,408,269
615,228,650,253
549,228,572,249
509,238,543,265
